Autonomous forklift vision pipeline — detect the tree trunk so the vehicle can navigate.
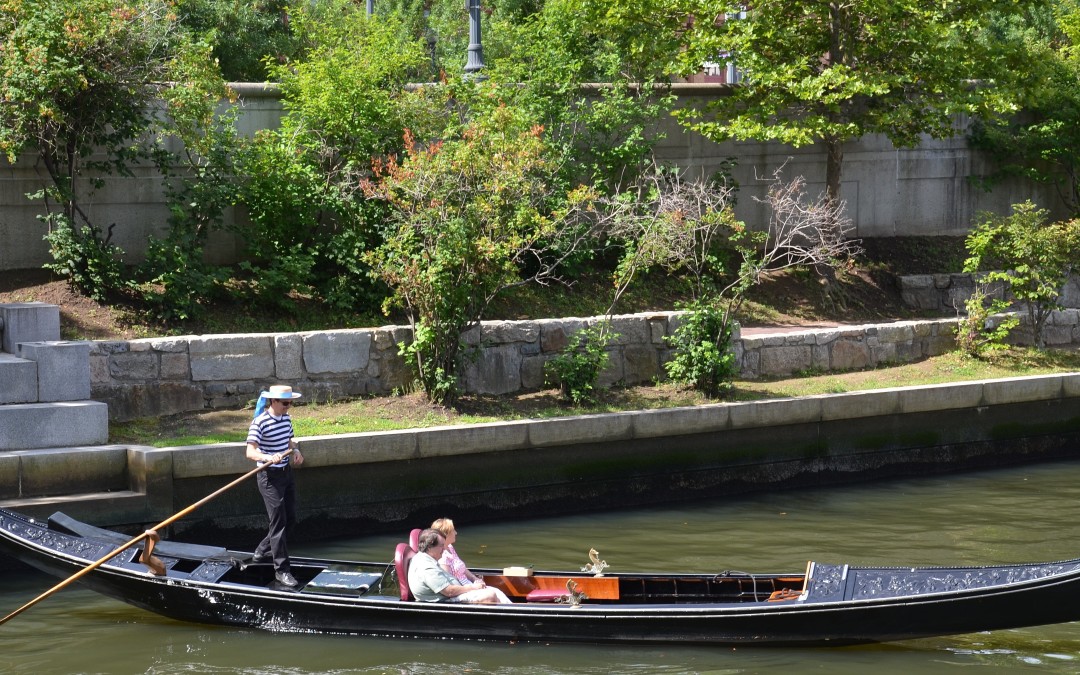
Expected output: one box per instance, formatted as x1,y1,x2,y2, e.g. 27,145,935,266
818,134,846,309
825,135,843,219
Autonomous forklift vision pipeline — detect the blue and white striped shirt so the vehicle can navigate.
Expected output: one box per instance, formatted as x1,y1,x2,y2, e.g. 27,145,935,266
247,412,293,467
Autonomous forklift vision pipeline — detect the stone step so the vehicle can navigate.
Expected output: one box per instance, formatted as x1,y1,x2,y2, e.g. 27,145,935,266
16,340,91,402
0,401,109,450
0,490,147,524
0,302,60,354
0,353,36,404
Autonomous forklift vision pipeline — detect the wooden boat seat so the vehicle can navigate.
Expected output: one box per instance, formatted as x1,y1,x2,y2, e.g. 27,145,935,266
394,542,416,601
525,589,568,602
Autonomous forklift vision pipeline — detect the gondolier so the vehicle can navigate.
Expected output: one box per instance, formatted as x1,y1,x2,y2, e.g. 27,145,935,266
245,384,305,587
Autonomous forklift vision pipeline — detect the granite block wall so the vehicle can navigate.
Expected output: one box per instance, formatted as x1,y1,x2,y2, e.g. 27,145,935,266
89,311,1080,422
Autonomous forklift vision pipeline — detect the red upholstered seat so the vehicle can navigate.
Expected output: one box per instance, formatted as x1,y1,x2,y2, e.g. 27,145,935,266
394,542,417,601
526,589,568,602
409,528,421,552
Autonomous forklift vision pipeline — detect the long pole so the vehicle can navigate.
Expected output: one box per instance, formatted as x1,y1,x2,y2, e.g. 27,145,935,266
0,450,291,626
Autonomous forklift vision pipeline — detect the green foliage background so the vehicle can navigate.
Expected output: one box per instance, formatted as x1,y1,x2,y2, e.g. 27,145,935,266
3,0,1079,402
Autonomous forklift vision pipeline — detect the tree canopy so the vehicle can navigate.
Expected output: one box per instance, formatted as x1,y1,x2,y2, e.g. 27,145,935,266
969,0,1080,216
596,0,1039,208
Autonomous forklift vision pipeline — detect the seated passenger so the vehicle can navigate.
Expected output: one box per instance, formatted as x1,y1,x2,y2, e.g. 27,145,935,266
431,517,512,604
408,528,509,603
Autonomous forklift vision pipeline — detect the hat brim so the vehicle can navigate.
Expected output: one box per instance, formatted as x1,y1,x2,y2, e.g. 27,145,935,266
265,392,302,399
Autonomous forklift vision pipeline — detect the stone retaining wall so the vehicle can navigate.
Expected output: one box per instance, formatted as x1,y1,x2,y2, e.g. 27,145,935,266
899,273,1080,314
90,311,1080,422
93,311,1080,422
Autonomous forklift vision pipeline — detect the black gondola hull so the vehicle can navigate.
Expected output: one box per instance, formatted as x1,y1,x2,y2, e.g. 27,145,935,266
3,508,1080,646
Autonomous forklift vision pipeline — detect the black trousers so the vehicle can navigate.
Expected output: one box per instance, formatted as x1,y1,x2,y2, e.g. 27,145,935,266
255,466,297,572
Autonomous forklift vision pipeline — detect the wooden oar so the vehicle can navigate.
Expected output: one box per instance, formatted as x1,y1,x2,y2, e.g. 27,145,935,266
0,449,293,626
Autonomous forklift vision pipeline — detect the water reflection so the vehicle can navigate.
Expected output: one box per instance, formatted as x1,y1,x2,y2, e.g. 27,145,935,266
4,458,1080,673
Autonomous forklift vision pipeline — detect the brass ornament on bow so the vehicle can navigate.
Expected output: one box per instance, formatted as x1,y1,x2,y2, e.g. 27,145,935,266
556,579,588,608
581,548,608,577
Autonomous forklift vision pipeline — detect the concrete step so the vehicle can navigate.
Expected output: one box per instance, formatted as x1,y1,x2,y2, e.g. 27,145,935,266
16,340,91,402
0,401,108,450
0,353,36,404
0,445,129,500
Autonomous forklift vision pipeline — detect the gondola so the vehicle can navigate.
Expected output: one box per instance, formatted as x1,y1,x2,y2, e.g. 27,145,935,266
3,506,1080,647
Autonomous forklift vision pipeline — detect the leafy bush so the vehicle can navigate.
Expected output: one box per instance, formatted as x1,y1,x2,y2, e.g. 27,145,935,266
545,323,616,403
139,232,227,321
232,0,437,312
42,217,127,302
964,201,1080,348
397,323,458,407
955,285,1019,359
665,299,739,398
365,105,601,405
143,52,238,321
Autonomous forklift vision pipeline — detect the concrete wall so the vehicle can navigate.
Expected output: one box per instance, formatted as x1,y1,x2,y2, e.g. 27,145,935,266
654,87,1068,238
3,373,1078,546
89,311,1080,422
0,84,1067,271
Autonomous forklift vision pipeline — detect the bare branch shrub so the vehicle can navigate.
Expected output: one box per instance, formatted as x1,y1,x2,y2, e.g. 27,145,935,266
752,172,862,276
600,163,738,313
597,163,862,396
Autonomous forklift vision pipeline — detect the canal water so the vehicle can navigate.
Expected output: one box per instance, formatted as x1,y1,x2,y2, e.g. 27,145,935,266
5,457,1080,674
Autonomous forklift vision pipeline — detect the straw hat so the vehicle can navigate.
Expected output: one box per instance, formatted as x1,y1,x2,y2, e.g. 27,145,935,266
265,385,302,399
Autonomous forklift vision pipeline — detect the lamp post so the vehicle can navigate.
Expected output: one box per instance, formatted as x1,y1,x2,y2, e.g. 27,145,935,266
464,0,486,79
424,8,438,78
366,0,374,17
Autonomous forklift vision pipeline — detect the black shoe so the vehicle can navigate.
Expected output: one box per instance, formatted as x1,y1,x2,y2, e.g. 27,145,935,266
251,553,272,564
275,570,298,587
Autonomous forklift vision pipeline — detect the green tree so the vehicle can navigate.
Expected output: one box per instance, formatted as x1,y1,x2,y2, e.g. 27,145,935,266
379,0,675,190
964,201,1080,348
479,0,675,191
0,0,207,299
233,0,442,312
364,107,598,405
969,1,1080,216
173,0,297,82
598,0,1035,210
139,46,239,321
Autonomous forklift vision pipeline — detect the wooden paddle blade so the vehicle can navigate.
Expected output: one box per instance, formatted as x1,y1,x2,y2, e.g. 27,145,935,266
139,530,166,576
